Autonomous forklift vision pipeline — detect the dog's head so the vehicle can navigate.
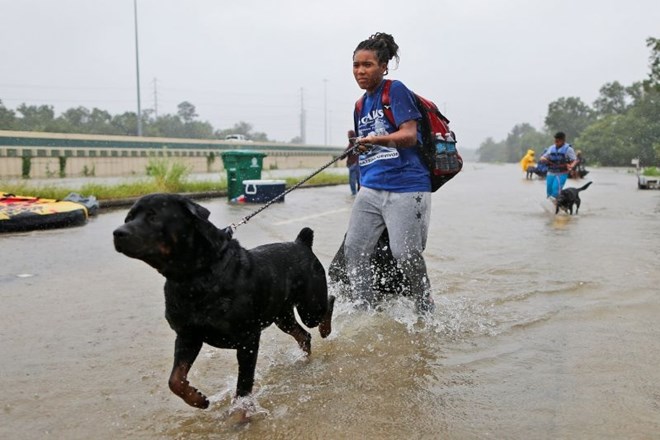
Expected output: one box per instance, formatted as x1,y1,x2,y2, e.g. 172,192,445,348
556,190,573,205
113,193,229,278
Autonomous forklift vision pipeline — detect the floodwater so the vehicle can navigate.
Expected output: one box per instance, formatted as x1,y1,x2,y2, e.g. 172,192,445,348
2,163,660,439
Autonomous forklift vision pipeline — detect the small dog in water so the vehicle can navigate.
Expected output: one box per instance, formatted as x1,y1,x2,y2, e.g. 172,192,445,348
113,193,334,416
556,181,593,215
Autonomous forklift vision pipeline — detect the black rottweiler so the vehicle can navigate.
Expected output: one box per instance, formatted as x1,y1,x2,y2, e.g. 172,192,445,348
556,181,592,215
113,193,334,411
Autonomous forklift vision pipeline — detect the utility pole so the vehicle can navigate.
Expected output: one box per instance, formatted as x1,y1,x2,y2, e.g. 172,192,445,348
153,77,158,118
323,79,328,145
299,87,306,144
133,0,142,136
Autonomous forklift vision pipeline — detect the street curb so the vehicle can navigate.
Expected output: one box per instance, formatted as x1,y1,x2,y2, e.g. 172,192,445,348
97,183,341,211
99,190,226,210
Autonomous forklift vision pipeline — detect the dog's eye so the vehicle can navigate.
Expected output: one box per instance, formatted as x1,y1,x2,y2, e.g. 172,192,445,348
146,210,157,223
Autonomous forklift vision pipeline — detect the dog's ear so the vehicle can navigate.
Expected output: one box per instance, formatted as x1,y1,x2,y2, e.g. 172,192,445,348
179,197,226,248
182,198,211,220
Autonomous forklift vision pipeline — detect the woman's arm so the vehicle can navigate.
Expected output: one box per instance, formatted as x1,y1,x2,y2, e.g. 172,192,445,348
357,119,418,150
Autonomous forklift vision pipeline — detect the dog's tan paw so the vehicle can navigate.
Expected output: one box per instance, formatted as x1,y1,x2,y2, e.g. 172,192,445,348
187,391,210,409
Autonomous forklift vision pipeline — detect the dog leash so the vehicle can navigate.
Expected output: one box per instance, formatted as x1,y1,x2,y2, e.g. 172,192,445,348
225,143,366,235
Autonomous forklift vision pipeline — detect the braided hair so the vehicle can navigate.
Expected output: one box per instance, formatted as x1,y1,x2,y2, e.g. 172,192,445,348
354,32,400,69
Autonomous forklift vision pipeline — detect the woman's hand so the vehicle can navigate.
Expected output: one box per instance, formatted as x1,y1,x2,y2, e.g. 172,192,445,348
355,136,376,152
355,120,419,151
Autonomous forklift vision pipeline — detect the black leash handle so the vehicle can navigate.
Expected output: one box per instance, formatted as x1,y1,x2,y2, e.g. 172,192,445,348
227,144,363,233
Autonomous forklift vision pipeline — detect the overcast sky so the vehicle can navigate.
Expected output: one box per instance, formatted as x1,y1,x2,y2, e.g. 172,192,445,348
1,0,659,149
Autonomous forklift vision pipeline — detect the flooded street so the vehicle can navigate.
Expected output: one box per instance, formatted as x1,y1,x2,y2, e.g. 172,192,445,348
2,163,660,439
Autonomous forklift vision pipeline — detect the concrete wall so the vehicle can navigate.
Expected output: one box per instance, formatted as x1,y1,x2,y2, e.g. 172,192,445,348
0,153,343,179
0,130,345,179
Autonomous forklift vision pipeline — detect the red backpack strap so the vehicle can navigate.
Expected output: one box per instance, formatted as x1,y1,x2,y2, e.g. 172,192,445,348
380,79,395,126
355,79,395,131
354,95,365,134
354,96,364,115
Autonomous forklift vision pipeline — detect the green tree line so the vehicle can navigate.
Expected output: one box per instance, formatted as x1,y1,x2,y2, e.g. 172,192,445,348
477,37,660,167
0,99,274,142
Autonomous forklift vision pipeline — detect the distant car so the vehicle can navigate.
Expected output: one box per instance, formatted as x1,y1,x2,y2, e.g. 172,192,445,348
632,158,660,189
225,134,252,142
638,174,660,190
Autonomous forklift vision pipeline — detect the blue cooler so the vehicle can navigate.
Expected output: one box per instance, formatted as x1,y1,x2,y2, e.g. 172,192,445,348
242,179,286,203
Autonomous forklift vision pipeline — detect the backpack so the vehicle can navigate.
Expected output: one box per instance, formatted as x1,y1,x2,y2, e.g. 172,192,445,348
354,79,462,192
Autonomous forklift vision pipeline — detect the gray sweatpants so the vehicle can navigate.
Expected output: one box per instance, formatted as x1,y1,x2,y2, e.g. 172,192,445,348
344,187,432,304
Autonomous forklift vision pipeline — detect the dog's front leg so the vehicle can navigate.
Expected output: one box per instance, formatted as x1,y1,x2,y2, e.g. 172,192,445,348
235,337,260,397
275,309,312,354
168,336,209,409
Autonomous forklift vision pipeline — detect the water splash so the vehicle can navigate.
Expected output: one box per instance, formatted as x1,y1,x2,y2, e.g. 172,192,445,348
224,395,269,423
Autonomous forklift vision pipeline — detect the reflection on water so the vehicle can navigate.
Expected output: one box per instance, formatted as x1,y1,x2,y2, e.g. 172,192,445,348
2,164,660,439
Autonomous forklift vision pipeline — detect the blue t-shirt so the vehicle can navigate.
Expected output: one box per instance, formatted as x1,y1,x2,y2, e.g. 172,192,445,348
354,80,431,193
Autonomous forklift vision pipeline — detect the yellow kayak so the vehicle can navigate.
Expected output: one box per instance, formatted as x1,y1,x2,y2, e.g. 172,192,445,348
0,192,96,232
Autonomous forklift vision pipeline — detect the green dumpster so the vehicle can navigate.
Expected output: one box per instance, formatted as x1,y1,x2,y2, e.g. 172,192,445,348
220,150,266,200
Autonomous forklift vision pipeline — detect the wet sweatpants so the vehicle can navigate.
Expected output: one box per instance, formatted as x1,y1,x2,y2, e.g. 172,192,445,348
344,187,432,305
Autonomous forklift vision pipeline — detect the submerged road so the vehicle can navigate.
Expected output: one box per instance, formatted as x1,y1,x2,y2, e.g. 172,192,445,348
2,164,660,439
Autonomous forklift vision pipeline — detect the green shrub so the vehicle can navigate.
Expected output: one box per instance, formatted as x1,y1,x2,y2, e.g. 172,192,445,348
642,167,660,176
206,152,216,172
145,158,191,192
21,157,31,179
59,157,67,178
284,172,348,187
82,165,96,177
0,171,345,201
